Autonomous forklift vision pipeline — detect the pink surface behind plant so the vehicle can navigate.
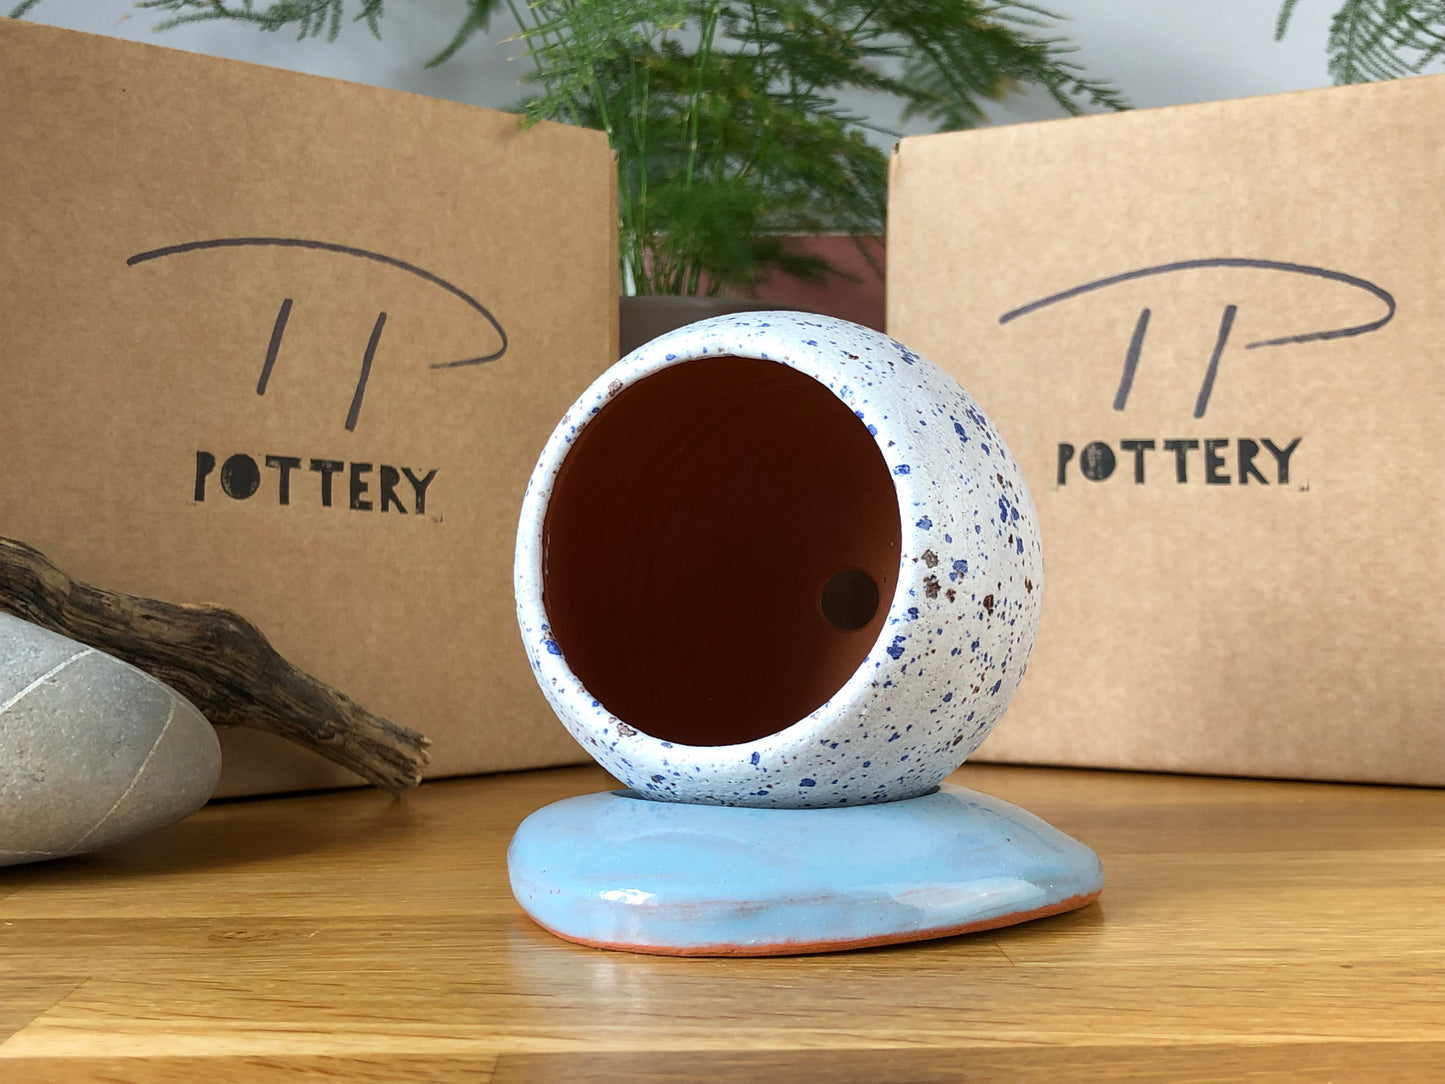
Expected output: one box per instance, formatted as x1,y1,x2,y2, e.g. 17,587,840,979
746,235,886,331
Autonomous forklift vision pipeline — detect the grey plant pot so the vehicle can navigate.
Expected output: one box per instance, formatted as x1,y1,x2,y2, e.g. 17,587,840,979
619,296,789,358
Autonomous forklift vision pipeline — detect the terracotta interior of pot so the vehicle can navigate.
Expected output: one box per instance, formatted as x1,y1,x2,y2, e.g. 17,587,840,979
542,355,902,747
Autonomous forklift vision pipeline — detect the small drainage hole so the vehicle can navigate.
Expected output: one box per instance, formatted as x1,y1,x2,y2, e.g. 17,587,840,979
821,569,880,631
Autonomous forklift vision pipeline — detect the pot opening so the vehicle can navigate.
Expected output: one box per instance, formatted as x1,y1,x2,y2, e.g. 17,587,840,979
542,355,901,747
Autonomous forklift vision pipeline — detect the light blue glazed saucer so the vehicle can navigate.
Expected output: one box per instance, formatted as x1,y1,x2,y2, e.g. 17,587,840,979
509,783,1103,956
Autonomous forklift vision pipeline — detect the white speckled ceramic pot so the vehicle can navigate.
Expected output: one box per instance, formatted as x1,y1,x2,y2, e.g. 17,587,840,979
514,312,1041,808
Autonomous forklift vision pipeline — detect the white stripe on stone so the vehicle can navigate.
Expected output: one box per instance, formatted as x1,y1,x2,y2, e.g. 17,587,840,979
71,698,178,849
0,647,94,717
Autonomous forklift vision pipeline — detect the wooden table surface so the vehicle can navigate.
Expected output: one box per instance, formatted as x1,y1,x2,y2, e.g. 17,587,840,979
2,761,1443,1082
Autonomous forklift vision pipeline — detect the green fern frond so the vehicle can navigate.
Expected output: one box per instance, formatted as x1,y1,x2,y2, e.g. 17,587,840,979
131,1,385,41
1275,0,1304,40
1278,0,1445,83
426,0,504,68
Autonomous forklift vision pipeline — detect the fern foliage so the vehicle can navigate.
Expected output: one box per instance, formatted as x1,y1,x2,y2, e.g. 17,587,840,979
497,0,1126,294
123,1,384,40
1277,0,1445,83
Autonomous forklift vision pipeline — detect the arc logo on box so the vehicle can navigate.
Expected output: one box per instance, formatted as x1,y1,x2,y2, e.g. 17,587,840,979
128,236,510,516
999,257,1396,487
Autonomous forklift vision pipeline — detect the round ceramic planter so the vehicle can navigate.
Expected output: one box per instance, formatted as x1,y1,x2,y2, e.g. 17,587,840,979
514,311,1041,808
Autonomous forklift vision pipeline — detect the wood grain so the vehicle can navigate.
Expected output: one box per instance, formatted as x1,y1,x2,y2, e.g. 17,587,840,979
0,537,429,792
2,763,1444,1081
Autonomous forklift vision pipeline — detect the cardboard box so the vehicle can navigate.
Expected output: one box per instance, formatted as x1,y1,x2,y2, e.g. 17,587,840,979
0,21,613,795
888,76,1445,786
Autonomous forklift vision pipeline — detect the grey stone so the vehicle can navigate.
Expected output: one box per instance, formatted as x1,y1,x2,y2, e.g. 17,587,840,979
0,613,221,866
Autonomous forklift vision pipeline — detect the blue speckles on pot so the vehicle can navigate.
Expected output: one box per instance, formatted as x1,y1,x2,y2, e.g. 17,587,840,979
514,312,1043,809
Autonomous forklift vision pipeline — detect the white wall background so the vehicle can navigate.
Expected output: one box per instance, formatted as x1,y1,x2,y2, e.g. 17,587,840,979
18,0,1370,137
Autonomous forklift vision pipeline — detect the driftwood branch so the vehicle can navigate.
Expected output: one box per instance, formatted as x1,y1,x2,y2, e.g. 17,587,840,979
0,537,430,793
